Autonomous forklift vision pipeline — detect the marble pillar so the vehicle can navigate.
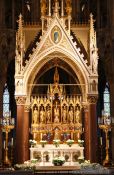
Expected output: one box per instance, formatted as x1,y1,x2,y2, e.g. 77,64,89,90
22,105,30,162
83,104,90,161
88,96,98,163
15,96,26,163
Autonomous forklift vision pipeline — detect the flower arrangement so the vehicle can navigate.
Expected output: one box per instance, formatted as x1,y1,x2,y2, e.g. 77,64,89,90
78,156,85,164
40,140,47,147
14,163,36,170
24,159,38,164
78,139,84,147
52,156,65,166
29,139,37,147
66,139,74,147
53,139,60,147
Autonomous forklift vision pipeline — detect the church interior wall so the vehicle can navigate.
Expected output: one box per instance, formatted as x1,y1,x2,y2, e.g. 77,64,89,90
0,0,114,165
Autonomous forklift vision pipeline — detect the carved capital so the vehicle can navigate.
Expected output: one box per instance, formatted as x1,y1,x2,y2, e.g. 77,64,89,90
15,96,26,105
24,104,31,112
83,104,89,112
87,95,98,104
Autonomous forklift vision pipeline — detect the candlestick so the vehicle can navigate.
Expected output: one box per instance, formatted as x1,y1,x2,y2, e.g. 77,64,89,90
4,141,5,149
11,138,13,146
100,137,102,145
1,116,15,166
99,124,111,166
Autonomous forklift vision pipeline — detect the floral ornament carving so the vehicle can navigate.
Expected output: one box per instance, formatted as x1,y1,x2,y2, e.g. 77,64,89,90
15,96,26,105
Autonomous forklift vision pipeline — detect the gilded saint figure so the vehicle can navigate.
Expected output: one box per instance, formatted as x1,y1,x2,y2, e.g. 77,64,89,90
40,106,45,123
33,107,38,124
69,106,74,123
75,107,80,123
47,107,51,123
54,102,59,123
62,106,67,123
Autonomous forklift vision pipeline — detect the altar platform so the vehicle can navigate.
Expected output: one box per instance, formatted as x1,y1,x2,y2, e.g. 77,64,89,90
0,167,113,175
30,143,84,166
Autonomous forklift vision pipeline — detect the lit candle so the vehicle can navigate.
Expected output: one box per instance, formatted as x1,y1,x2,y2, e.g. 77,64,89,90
107,140,109,148
100,137,102,145
9,110,11,117
0,118,2,125
12,118,15,125
11,138,13,146
4,141,5,149
41,133,42,140
77,132,80,139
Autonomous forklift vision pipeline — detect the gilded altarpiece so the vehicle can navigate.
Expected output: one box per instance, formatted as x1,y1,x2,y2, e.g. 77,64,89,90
31,69,83,143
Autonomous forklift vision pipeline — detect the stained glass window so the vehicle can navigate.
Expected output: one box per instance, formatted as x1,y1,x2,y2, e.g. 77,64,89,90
103,83,110,116
3,84,10,117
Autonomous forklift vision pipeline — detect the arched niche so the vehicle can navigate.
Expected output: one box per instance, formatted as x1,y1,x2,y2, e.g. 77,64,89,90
25,52,88,101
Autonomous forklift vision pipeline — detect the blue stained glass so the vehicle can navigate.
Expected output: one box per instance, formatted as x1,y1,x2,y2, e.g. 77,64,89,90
3,85,10,117
103,83,110,116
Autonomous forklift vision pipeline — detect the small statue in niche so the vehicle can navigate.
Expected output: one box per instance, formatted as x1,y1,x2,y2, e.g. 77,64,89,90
46,107,51,123
33,107,38,124
40,106,45,123
75,107,80,123
62,106,67,123
68,106,74,123
54,102,60,123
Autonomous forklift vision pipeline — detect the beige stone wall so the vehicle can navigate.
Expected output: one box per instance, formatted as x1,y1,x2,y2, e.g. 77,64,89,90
71,26,89,52
24,27,41,51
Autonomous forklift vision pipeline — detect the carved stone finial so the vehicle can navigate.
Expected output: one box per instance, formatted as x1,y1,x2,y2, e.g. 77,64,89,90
15,14,25,75
89,13,98,75
66,0,72,16
53,0,60,16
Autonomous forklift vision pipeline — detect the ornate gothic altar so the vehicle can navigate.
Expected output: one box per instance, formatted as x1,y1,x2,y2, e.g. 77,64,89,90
31,68,83,143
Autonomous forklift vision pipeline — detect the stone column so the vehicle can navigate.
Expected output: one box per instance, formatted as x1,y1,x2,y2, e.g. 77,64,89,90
88,96,98,163
15,96,26,163
83,104,90,160
22,104,30,162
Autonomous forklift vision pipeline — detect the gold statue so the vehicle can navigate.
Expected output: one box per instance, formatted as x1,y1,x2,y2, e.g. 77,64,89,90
75,107,80,123
54,102,59,123
40,106,45,123
46,107,51,123
69,106,74,123
62,106,67,123
33,107,38,124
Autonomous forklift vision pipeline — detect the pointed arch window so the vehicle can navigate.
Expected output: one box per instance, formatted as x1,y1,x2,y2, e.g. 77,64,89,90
3,84,10,117
103,83,110,116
